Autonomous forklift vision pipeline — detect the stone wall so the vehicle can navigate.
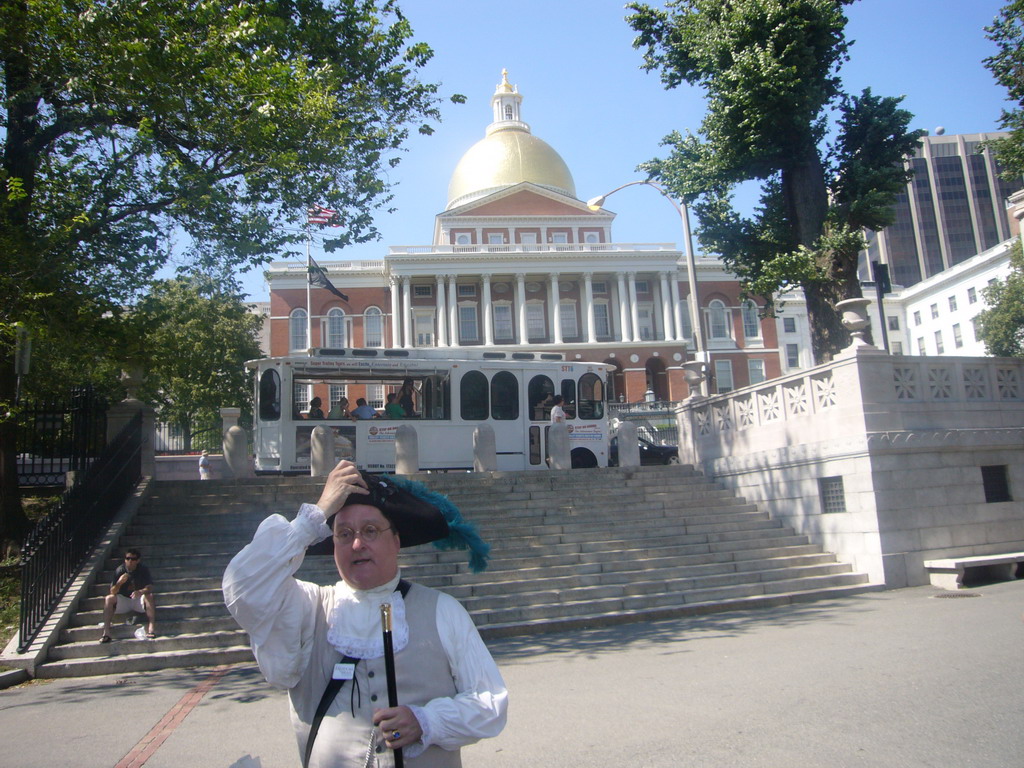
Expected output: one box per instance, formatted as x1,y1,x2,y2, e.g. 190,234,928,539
677,348,1024,587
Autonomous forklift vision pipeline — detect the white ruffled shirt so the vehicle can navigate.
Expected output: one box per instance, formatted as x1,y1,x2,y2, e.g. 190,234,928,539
222,503,507,759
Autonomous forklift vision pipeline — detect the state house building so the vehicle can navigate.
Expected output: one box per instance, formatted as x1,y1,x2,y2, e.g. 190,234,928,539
266,72,781,406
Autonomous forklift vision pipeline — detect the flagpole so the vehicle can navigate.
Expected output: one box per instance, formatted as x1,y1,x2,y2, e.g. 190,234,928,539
306,231,313,351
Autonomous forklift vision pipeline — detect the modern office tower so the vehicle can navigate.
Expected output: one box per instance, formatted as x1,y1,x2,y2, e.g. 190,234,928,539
861,132,1023,288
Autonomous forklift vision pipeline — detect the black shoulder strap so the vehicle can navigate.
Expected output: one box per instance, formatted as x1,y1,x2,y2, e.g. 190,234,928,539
302,579,413,768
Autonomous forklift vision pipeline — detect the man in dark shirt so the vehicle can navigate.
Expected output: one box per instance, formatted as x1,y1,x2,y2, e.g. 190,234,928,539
99,548,156,642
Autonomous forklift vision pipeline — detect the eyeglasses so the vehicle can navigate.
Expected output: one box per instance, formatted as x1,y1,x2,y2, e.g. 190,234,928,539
334,524,393,544
125,556,139,561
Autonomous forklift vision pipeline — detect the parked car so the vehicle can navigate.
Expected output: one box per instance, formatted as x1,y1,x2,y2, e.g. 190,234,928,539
609,434,680,466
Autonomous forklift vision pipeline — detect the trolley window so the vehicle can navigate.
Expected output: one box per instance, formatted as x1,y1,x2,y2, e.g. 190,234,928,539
528,375,554,420
460,370,489,421
560,378,577,419
578,372,605,419
491,371,519,420
259,369,281,421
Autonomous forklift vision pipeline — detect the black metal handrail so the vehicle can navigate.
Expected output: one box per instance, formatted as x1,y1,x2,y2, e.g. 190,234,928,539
18,411,143,653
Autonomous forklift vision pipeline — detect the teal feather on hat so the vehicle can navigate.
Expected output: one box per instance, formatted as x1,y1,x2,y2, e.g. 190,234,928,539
383,475,490,573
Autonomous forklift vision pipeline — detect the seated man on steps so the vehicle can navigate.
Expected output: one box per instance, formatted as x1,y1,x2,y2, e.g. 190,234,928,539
223,459,507,767
99,548,156,643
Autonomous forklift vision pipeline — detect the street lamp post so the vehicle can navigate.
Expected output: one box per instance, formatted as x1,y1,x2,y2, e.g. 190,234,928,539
587,180,707,395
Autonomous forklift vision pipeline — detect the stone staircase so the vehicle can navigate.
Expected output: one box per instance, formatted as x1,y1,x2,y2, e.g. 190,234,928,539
37,465,878,678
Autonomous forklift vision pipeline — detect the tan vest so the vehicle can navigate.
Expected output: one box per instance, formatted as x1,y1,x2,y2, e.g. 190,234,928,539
290,582,462,768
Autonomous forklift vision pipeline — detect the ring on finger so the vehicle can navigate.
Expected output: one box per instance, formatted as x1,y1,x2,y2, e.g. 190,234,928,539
391,730,401,740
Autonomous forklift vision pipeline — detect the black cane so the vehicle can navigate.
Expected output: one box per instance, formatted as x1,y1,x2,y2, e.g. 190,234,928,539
380,603,404,768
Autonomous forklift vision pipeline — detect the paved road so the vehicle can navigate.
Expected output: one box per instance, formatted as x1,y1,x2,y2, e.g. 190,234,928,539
1,582,1022,767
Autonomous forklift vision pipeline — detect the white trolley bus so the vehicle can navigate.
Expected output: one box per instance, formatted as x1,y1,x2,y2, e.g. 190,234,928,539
247,348,612,473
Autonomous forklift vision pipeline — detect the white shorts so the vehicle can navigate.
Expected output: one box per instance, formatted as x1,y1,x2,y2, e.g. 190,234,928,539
115,594,147,614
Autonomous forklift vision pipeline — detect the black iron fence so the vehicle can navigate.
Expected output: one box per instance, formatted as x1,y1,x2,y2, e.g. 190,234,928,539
18,410,142,653
155,412,253,455
16,388,107,487
608,400,681,447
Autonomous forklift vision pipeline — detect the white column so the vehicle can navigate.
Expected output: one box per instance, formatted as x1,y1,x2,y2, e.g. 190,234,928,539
616,272,630,342
515,273,527,344
659,271,674,341
401,277,412,349
482,274,494,346
628,272,640,343
549,273,563,344
435,274,447,347
584,272,596,344
447,275,458,346
671,272,684,343
389,276,401,347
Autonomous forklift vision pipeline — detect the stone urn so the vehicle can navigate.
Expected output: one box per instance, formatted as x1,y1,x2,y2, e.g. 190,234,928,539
835,297,874,349
681,361,708,399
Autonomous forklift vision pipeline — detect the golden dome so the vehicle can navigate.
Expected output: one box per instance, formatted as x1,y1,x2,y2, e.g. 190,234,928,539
445,72,576,209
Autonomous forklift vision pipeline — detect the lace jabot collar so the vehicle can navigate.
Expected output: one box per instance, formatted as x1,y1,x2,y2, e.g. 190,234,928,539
326,571,409,659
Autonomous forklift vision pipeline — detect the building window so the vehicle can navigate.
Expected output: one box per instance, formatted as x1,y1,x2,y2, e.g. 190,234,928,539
917,337,926,355
329,384,348,412
519,232,538,245
594,302,611,338
367,384,384,409
708,300,730,340
981,465,1012,503
457,284,477,297
819,476,847,513
493,303,514,341
934,330,944,354
748,359,766,384
325,307,346,347
458,304,479,342
948,295,958,312
526,303,546,340
783,317,797,333
786,343,800,368
714,360,734,393
892,341,904,354
741,300,760,340
592,281,608,294
559,302,578,338
584,232,600,243
635,280,650,294
550,232,568,244
487,233,504,245
971,315,981,341
364,307,383,348
930,303,939,319
952,323,963,348
289,308,308,351
887,316,900,331
637,305,655,340
455,233,471,245
293,382,311,415
913,310,922,326
413,310,434,347
413,284,433,298
968,286,978,304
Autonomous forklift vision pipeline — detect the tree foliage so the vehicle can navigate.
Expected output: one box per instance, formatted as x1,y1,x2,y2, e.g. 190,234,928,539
0,0,452,542
977,240,1024,357
627,0,922,362
985,0,1024,179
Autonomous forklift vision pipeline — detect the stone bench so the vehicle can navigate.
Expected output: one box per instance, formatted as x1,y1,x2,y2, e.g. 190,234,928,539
924,553,1024,590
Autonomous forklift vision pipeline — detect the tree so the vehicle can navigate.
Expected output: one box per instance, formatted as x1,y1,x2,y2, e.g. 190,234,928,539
985,1,1024,179
977,240,1024,357
627,0,922,363
132,276,263,446
1,0,453,543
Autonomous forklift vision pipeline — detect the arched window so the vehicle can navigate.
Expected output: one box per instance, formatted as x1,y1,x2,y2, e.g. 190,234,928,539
326,307,346,348
289,308,308,351
460,371,489,421
578,373,605,419
364,306,383,348
741,300,761,340
491,371,519,420
528,375,554,420
504,104,513,120
708,300,730,340
258,369,281,421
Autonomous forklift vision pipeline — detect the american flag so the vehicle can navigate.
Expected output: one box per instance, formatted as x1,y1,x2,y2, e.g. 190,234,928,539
307,205,340,227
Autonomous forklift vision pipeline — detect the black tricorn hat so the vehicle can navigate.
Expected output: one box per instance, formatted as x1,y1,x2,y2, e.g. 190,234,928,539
307,472,489,572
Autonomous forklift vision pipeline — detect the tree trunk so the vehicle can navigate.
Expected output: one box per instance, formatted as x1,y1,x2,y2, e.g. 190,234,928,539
0,353,32,547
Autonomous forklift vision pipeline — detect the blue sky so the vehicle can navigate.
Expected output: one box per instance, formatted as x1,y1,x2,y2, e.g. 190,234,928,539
234,0,1014,301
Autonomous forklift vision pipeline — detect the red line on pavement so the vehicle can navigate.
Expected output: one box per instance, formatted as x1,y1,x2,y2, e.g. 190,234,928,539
114,665,230,768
